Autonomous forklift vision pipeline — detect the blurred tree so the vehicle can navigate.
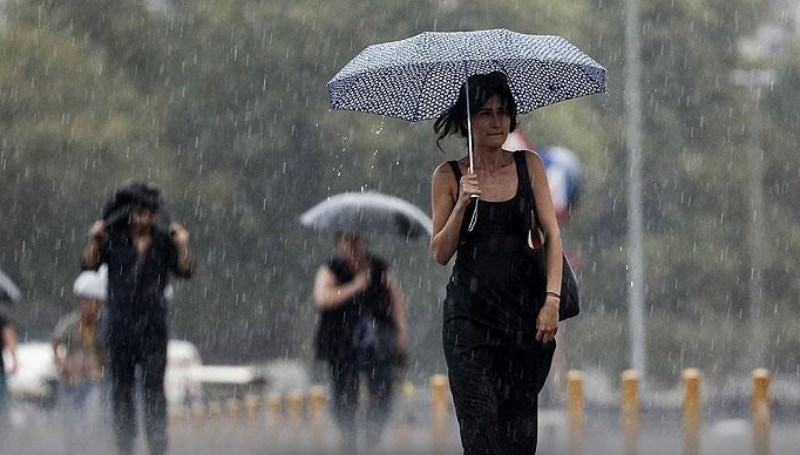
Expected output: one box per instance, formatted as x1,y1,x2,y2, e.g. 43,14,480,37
4,0,800,386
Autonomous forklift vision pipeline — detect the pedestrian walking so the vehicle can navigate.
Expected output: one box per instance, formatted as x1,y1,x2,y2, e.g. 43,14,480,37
429,71,561,455
52,266,107,453
81,181,192,455
0,308,18,433
313,232,409,452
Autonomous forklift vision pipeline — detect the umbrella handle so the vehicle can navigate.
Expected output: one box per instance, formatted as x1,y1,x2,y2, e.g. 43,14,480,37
467,199,479,232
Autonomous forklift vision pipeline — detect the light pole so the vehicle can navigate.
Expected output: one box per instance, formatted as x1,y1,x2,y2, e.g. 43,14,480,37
625,0,646,382
730,68,775,369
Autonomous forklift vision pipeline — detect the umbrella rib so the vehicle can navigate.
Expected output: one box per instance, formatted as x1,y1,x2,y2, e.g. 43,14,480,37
414,64,435,121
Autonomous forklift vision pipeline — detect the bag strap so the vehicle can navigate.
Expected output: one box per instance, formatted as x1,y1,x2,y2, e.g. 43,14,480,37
513,151,543,248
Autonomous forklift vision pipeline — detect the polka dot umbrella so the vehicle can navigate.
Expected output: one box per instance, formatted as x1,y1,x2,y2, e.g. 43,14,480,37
327,28,607,170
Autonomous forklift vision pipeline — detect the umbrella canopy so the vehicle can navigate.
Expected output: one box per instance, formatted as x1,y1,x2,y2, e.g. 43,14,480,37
299,192,433,240
327,28,606,122
0,268,21,303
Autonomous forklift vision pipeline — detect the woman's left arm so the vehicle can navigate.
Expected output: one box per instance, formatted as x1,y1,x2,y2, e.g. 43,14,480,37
526,151,563,342
385,272,409,352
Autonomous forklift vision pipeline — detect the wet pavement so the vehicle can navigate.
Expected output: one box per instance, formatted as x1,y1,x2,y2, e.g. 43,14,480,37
3,399,800,455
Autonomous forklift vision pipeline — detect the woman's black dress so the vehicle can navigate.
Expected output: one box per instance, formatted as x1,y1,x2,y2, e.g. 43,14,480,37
443,151,556,455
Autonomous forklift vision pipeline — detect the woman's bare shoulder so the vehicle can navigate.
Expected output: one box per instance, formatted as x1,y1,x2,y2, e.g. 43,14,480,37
433,156,470,176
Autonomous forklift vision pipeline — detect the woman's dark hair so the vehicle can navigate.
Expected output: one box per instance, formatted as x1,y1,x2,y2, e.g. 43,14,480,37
433,71,518,152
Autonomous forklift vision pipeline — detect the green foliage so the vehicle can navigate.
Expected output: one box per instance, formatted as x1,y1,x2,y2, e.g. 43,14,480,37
1,0,798,385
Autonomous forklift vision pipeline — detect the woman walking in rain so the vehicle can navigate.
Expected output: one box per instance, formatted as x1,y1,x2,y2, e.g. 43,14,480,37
81,181,192,455
312,232,409,453
429,71,561,455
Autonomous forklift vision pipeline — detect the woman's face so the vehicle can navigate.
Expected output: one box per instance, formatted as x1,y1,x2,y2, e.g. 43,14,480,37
131,206,155,230
470,95,511,149
336,233,364,259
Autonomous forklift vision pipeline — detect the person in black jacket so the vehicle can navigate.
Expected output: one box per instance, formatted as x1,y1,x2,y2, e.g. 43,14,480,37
313,232,409,452
81,181,192,455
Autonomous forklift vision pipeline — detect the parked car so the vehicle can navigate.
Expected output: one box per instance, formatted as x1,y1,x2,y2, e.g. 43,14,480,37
3,339,204,408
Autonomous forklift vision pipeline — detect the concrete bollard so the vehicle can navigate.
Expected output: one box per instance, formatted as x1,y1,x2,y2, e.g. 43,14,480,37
682,369,701,455
621,370,639,455
566,370,584,455
430,374,449,454
752,368,770,455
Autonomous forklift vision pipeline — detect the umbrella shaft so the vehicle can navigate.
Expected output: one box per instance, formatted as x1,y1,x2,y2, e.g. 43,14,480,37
463,62,475,173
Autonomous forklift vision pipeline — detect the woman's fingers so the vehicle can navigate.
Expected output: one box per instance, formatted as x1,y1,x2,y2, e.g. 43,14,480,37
460,174,481,198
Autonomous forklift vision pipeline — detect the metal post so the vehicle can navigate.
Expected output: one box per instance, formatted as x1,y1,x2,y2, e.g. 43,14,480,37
625,0,647,384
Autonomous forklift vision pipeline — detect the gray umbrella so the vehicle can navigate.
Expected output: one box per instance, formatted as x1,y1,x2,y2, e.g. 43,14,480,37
299,192,433,240
0,268,21,303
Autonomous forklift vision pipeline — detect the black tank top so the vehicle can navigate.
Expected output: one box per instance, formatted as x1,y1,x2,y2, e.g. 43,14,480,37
445,151,544,333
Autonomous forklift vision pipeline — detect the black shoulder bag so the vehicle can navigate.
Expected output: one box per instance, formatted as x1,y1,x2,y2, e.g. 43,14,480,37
515,151,580,321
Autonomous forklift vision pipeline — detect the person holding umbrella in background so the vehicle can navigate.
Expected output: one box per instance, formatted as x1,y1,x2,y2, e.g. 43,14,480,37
303,192,428,452
312,231,409,453
81,181,192,455
429,71,561,455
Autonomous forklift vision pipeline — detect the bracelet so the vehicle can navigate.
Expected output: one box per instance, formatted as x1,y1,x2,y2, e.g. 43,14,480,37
546,291,561,299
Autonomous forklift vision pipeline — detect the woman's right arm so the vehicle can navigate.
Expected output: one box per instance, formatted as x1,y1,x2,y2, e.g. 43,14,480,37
313,265,368,310
430,163,479,265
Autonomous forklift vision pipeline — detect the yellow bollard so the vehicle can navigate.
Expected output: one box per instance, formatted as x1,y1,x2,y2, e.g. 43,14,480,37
189,403,207,452
309,385,327,448
395,380,416,450
287,389,305,434
682,369,701,455
244,394,259,419
241,394,260,450
169,405,189,450
226,398,241,419
566,370,584,455
170,405,188,424
191,402,207,420
430,374,449,454
621,370,640,455
752,368,770,455
266,391,283,419
265,392,284,444
208,401,223,420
